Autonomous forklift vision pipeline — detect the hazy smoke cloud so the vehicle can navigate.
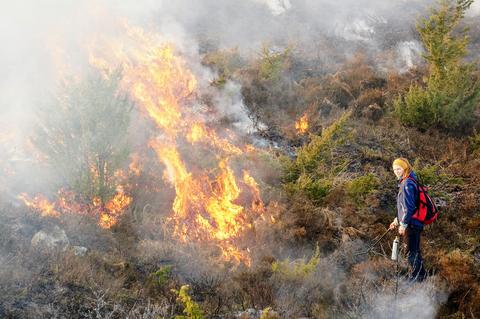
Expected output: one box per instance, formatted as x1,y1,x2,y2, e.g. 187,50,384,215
468,1,480,16
368,280,449,319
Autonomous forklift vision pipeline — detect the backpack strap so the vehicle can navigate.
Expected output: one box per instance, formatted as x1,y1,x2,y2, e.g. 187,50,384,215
406,176,421,209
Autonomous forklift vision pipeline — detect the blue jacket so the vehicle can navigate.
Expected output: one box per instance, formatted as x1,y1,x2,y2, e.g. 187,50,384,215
397,172,424,229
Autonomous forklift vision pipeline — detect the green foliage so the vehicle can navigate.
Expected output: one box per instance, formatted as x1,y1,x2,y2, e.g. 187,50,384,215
414,162,442,186
282,112,351,201
271,245,320,280
33,70,133,204
284,175,332,202
173,285,204,319
152,265,172,287
258,45,290,81
260,307,280,319
346,173,379,204
414,162,463,190
202,48,244,86
394,0,480,133
297,112,351,172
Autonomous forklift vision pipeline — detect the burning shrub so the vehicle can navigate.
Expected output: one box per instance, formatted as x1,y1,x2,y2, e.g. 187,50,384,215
33,69,133,205
240,45,304,137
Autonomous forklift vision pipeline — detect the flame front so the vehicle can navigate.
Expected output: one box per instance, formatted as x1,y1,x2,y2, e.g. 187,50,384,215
19,187,131,229
18,193,60,217
86,23,263,264
16,20,264,265
99,187,133,229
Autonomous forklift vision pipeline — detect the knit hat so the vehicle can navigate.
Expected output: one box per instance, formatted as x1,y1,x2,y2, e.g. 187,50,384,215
392,158,413,178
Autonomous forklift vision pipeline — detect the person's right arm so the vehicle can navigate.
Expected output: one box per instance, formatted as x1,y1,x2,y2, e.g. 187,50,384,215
389,217,398,230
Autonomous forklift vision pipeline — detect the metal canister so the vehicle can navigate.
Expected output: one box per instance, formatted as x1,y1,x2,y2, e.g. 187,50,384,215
391,236,399,261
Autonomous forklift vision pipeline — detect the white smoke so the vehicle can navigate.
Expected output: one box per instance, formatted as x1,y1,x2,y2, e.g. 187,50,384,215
334,16,378,42
397,40,424,71
367,280,449,319
213,81,257,133
468,1,480,16
255,0,292,15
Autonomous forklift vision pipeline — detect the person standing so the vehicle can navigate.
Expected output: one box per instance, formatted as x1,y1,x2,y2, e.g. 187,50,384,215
389,158,427,282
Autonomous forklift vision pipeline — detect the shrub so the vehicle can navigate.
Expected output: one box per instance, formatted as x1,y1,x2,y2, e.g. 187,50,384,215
356,88,385,109
201,48,245,86
33,69,133,204
260,307,280,319
152,265,173,287
414,163,442,186
173,285,204,319
282,112,351,202
394,0,480,134
271,245,320,281
258,45,291,81
284,111,351,181
284,175,332,203
346,174,379,205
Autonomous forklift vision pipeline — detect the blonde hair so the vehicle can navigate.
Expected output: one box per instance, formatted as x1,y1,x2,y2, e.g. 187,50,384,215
392,158,413,179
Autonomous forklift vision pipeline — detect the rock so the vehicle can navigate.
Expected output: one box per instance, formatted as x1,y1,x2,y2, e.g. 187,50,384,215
72,246,88,256
31,226,69,250
236,308,261,319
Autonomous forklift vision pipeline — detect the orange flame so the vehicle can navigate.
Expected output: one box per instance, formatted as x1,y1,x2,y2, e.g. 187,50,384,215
85,22,265,264
18,193,60,217
243,171,265,213
128,154,142,176
19,187,132,229
99,187,133,229
295,114,309,134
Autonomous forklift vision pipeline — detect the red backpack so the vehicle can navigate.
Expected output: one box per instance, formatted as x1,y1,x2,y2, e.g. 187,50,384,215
408,177,439,225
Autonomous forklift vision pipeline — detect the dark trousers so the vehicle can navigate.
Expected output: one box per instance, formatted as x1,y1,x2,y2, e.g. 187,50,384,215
406,226,426,282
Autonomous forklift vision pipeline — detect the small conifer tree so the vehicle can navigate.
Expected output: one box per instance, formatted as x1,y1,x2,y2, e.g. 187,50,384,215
395,0,480,133
33,70,133,204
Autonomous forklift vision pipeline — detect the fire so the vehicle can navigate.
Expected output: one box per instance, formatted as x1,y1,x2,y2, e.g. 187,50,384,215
128,154,142,176
295,114,309,134
99,187,133,229
187,123,208,143
205,160,244,240
84,22,266,264
16,19,265,264
243,171,265,213
17,193,60,217
19,187,132,229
